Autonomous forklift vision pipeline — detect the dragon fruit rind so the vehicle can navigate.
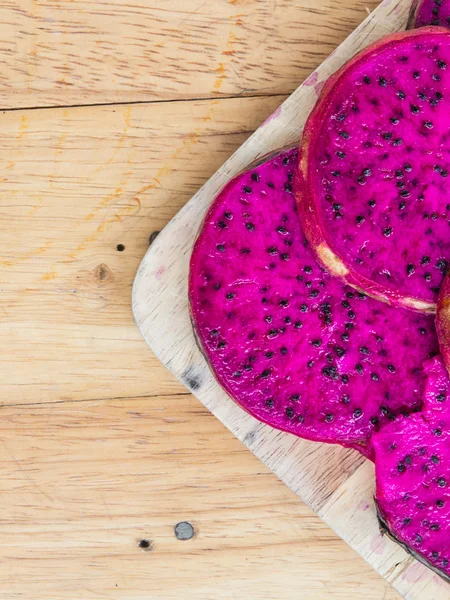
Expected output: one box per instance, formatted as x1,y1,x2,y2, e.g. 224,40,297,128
189,148,438,448
408,0,450,29
296,28,450,313
437,271,450,376
373,356,450,582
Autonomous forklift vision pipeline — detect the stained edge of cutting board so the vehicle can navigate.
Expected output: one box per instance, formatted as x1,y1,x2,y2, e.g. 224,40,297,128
131,1,450,597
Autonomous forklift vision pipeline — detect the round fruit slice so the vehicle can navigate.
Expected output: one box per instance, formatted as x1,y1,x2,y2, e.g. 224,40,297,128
296,28,450,313
189,148,438,446
373,356,450,582
408,0,450,29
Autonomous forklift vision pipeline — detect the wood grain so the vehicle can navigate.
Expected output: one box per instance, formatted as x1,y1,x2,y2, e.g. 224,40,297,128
133,0,449,598
0,94,284,405
1,0,379,109
0,393,400,600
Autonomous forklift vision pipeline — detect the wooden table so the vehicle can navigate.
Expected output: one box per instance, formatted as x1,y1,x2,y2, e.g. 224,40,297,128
0,2,401,598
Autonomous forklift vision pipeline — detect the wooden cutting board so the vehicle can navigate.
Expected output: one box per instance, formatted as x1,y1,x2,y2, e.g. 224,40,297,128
132,1,450,597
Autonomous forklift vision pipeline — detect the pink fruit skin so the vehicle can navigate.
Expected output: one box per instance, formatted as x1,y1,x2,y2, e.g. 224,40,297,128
437,271,450,376
408,0,450,29
189,148,438,448
296,28,450,314
373,356,450,579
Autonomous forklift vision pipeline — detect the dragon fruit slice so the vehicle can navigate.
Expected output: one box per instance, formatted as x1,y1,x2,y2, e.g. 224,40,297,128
373,356,450,582
408,0,450,29
296,28,450,313
189,148,438,447
437,271,450,375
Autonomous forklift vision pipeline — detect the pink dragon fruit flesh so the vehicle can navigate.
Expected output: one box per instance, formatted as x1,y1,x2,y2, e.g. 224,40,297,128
189,148,438,448
296,28,450,313
437,271,450,376
408,0,450,29
373,356,450,582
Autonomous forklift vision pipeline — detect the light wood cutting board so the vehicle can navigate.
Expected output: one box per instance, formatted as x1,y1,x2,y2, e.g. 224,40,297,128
132,1,450,597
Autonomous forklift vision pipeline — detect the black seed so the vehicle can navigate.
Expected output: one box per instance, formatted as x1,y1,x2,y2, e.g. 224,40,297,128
403,518,411,525
405,455,412,465
251,172,259,182
438,477,447,487
413,71,420,79
355,363,363,375
346,291,355,298
217,244,225,252
442,170,448,178
339,131,350,140
266,398,274,408
322,366,339,380
397,91,406,99
354,408,362,418
267,246,278,255
369,199,376,207
279,299,289,307
331,170,341,177
431,524,440,531
363,76,371,84
240,248,251,255
309,289,319,298
435,428,443,436
360,346,370,355
341,374,349,384
416,534,423,543
399,202,406,210
246,222,255,231
437,393,446,402
264,315,272,324
345,322,354,330
397,181,405,189
218,220,227,229
356,215,365,225
357,175,365,185
337,150,346,158
294,321,303,329
407,263,415,275
280,253,290,261
383,227,393,237
437,91,444,100
325,413,334,422
393,138,403,146
335,346,346,357
438,59,447,69
410,104,420,114
226,292,235,300
388,364,396,373
390,117,399,125
419,327,426,335
342,300,350,309
284,182,293,193
434,164,443,173
291,394,300,401
284,317,291,324
398,463,406,473
371,373,379,382
267,182,275,189
280,347,288,355
218,341,227,349
378,77,387,86
433,73,441,81
342,333,350,342
307,360,314,368
300,304,308,312
348,310,355,319
371,417,379,426
431,454,440,464
260,369,271,379
431,98,439,106
418,92,428,101
436,259,447,271
337,113,346,122
311,339,322,348
421,256,431,265
277,226,287,234
424,120,433,129
243,186,252,194
304,265,313,274
214,283,221,290
444,559,450,567
400,189,411,198
382,132,392,140
233,370,242,378
437,500,445,508
404,163,413,172
285,407,294,419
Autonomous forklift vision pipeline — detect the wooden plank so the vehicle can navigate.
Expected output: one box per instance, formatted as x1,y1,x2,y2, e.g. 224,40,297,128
0,94,284,405
0,393,400,600
1,0,380,108
132,1,449,598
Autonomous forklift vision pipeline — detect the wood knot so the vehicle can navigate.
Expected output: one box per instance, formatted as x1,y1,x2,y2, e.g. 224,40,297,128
94,263,113,284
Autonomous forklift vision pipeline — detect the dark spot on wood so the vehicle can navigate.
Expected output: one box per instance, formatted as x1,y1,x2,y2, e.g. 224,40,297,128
175,522,195,541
